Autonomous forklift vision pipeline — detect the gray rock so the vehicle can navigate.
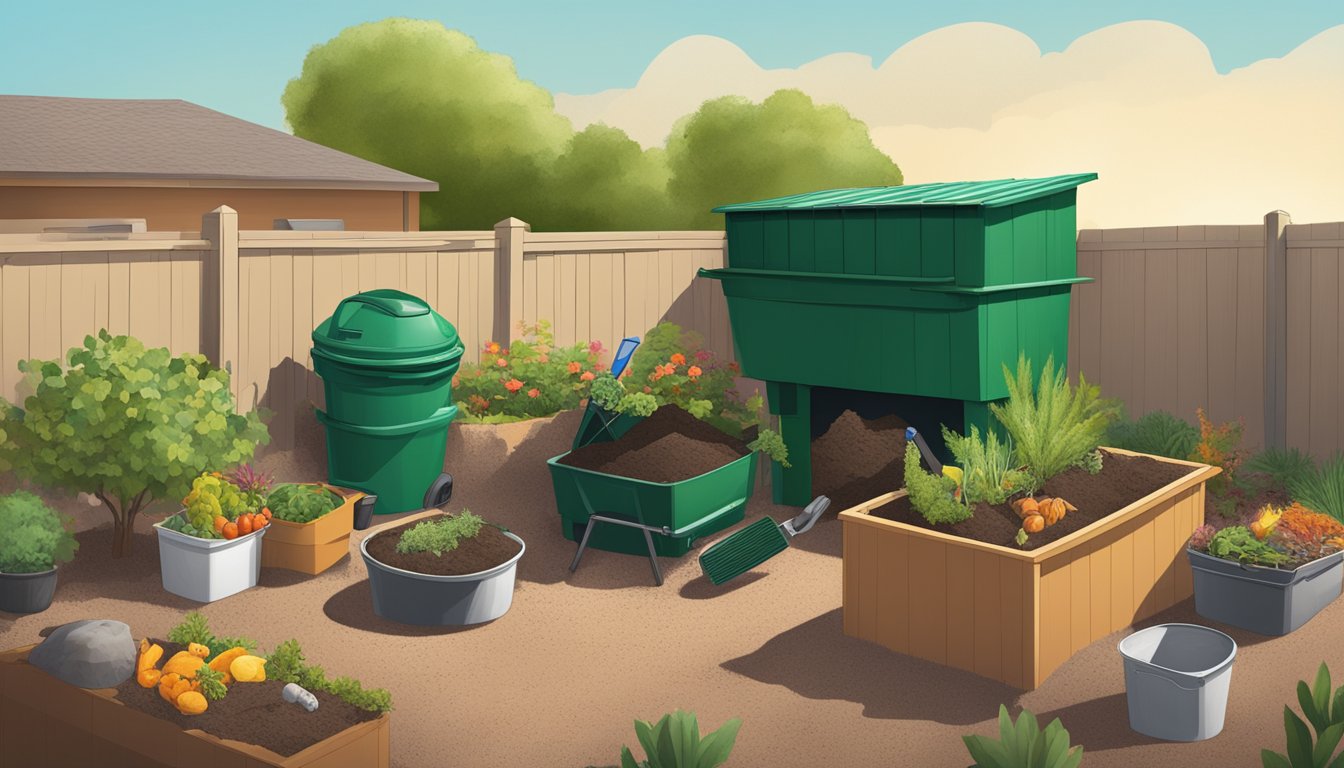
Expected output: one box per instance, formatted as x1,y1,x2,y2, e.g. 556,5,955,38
28,619,136,688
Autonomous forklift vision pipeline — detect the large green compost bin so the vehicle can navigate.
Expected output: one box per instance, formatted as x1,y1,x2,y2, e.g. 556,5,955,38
312,289,464,514
547,425,758,557
699,174,1097,506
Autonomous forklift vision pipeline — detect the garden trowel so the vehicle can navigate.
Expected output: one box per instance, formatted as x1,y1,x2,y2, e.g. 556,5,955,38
697,496,830,585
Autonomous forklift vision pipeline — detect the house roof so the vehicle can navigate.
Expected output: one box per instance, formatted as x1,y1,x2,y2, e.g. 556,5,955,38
0,95,438,192
712,173,1097,212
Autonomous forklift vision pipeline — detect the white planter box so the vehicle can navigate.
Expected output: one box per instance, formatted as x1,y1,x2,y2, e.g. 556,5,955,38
153,512,267,603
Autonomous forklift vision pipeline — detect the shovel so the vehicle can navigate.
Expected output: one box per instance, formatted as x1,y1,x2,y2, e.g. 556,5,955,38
697,496,831,585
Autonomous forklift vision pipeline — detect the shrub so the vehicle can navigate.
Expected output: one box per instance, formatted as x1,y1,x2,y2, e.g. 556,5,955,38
963,704,1083,768
625,322,762,436
905,442,971,525
1192,408,1249,513
0,331,269,557
618,710,741,768
396,511,485,556
1262,663,1344,768
0,491,78,573
1290,454,1344,525
989,355,1117,493
1104,410,1200,460
941,425,1029,506
747,429,791,468
1244,447,1318,494
453,321,604,423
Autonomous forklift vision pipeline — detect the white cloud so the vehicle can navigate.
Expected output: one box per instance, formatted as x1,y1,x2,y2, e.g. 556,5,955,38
553,21,1344,228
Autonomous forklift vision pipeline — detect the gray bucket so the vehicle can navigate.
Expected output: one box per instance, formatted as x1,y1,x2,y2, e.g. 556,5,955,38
1189,548,1344,636
1118,623,1236,741
360,529,524,626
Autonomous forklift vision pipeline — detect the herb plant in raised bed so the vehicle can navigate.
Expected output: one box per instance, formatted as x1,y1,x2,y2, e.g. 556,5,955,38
361,509,525,625
0,491,78,613
841,354,1221,689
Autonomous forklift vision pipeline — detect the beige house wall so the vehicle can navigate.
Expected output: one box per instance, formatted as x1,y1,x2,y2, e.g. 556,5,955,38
0,185,418,231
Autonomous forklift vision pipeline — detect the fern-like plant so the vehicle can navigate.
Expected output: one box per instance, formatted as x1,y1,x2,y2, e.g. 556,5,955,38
1244,448,1318,493
990,355,1118,492
1104,410,1200,460
618,710,741,768
905,442,971,524
1262,663,1344,768
964,704,1083,768
1290,454,1344,525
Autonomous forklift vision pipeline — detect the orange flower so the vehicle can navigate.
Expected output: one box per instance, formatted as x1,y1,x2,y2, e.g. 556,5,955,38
643,386,652,394
567,361,582,374
496,357,508,367
504,378,524,393
527,388,540,398
670,353,686,366
485,341,501,354
539,355,549,363
580,371,595,382
687,366,702,378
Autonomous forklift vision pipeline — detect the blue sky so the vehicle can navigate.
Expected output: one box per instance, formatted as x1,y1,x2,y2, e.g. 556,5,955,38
1,0,1340,131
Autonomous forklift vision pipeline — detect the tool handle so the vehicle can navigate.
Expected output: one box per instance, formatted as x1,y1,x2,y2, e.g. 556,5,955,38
904,427,943,475
610,337,640,378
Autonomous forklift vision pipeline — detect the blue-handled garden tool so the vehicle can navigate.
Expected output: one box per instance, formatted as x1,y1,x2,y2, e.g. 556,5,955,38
572,336,641,450
906,426,963,488
697,495,830,585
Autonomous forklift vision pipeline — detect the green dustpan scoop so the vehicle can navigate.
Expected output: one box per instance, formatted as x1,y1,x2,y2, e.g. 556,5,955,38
698,496,830,585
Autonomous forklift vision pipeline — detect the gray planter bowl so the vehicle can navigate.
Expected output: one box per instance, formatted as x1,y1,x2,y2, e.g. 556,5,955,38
0,567,58,614
1188,547,1344,636
360,529,524,626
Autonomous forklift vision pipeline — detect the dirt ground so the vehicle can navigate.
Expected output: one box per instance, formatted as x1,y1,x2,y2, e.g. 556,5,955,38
3,408,1343,767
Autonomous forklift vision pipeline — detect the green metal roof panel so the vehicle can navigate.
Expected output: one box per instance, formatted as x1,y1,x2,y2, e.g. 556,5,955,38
712,173,1098,212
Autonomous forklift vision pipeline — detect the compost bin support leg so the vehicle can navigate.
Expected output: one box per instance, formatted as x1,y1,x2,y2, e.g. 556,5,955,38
767,381,812,507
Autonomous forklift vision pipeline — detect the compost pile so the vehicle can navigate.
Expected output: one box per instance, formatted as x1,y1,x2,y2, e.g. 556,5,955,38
811,411,910,515
871,449,1195,549
365,514,523,576
558,405,751,483
113,640,377,757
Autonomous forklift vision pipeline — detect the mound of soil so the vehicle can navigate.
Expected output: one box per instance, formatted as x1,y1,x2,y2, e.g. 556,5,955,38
113,640,379,757
870,450,1197,549
557,405,750,483
810,411,909,514
366,514,523,576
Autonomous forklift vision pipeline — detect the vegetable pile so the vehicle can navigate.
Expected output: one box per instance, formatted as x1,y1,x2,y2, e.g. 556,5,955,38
161,471,271,540
1191,502,1344,569
267,483,345,524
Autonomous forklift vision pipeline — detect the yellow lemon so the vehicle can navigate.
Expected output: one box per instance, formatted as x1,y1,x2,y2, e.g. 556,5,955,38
230,655,268,683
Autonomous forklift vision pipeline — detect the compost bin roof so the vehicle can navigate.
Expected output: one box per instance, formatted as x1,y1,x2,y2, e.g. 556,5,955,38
712,173,1097,212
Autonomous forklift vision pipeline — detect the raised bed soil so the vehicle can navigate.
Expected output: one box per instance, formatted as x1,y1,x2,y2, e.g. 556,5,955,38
365,514,523,576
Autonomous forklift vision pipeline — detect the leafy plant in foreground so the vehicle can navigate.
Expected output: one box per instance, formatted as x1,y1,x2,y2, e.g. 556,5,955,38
1104,409,1200,460
1262,663,1344,768
0,331,269,557
942,425,1028,506
618,710,741,768
1290,454,1344,525
989,355,1117,494
396,511,486,556
963,704,1083,768
0,491,78,573
905,442,971,525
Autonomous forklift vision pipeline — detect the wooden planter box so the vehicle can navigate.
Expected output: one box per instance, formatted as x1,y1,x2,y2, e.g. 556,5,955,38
261,486,362,575
839,450,1219,689
0,645,390,767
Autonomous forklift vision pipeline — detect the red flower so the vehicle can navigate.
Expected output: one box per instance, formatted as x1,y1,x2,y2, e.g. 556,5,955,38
527,388,540,398
504,378,524,393
695,350,711,362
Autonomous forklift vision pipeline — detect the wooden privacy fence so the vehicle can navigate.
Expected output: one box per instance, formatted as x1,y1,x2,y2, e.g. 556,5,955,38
1069,212,1344,460
0,206,731,448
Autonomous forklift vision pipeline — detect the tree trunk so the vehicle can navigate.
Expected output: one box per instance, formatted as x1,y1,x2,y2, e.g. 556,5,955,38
112,511,138,558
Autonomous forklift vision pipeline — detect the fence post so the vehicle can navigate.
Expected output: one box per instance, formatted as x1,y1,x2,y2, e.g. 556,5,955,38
1263,210,1291,449
493,217,529,345
201,205,240,408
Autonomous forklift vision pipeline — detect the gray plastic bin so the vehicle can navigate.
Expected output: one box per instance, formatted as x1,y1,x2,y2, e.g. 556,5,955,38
1188,548,1344,636
1118,623,1236,742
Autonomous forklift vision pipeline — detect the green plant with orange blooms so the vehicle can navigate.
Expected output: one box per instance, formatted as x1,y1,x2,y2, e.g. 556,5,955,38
625,322,763,437
452,320,605,423
1190,407,1249,516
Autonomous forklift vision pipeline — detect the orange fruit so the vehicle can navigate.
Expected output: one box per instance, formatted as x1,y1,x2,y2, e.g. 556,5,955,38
260,507,272,521
212,516,228,533
238,515,253,535
222,522,239,539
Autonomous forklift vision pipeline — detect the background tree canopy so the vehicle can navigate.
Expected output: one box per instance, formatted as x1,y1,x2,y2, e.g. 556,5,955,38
283,19,903,230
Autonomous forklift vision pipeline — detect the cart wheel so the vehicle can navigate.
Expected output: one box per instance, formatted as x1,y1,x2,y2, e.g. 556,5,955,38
424,473,454,509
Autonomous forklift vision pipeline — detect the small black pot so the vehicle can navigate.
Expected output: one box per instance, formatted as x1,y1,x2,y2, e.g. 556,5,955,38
0,567,58,614
353,495,379,531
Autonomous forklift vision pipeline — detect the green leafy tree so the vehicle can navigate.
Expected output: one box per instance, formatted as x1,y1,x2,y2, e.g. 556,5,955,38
0,331,269,557
531,125,677,231
666,89,903,228
282,18,572,230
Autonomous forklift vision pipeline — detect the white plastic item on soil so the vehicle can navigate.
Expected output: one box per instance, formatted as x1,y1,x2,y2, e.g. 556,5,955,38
282,682,319,712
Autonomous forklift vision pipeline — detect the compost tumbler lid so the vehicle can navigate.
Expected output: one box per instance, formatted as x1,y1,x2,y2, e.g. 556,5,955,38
312,289,463,366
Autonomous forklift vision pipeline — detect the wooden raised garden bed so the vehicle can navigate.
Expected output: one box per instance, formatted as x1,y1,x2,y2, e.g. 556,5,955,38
839,449,1219,689
0,645,390,768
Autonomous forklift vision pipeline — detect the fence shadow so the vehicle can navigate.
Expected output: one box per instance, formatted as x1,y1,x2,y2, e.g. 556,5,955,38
723,608,1021,725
